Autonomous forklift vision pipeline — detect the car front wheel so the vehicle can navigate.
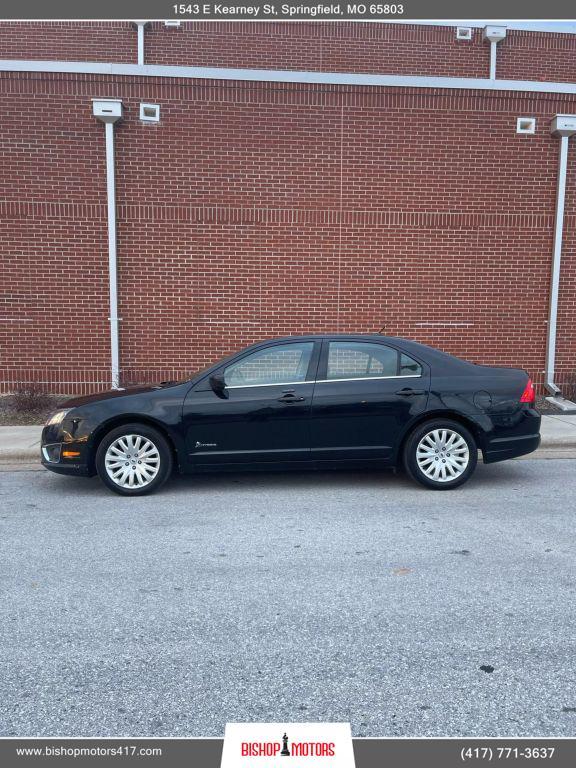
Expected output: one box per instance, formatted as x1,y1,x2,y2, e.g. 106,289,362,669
95,423,173,496
403,420,477,490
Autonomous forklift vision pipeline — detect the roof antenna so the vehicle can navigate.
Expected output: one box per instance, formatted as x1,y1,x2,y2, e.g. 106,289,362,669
378,325,386,334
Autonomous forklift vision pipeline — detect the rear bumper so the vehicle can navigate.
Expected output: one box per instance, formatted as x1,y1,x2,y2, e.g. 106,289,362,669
482,407,541,463
483,433,541,463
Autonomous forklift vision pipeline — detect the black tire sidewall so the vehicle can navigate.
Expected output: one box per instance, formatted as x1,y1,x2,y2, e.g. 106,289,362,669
95,423,173,496
404,420,477,490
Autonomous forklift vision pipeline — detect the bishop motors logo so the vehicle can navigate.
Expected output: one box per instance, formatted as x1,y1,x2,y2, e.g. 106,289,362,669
241,731,335,758
221,723,355,768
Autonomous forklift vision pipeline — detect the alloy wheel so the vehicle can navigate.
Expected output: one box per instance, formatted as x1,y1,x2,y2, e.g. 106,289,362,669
415,428,469,483
104,434,161,489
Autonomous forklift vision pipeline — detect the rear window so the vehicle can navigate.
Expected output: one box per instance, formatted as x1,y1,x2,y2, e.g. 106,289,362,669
325,342,423,380
327,342,398,380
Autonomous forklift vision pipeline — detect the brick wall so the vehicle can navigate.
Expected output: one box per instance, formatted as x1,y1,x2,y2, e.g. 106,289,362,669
0,22,135,63
1,24,576,393
3,22,576,82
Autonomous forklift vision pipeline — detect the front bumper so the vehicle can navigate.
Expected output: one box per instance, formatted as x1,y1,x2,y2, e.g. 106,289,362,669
41,424,93,477
41,456,92,476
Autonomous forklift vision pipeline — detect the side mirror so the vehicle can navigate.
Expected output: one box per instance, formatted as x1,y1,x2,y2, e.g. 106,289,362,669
209,373,228,399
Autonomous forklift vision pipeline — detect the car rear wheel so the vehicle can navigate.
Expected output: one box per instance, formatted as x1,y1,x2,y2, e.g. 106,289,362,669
403,419,477,490
95,423,173,496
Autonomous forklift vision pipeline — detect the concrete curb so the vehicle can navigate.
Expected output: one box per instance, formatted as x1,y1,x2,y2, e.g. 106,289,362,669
1,415,576,466
0,425,42,465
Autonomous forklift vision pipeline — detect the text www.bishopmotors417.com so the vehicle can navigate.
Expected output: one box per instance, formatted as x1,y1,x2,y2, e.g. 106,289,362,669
14,745,163,759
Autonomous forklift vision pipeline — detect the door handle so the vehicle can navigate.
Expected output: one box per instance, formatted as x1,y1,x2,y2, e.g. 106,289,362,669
396,388,425,396
278,391,306,403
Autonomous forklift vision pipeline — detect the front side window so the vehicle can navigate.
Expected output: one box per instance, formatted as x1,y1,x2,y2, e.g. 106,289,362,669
326,342,398,380
224,342,314,387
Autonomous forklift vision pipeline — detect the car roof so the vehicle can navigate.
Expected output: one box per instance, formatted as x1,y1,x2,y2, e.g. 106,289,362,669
253,334,399,342
248,334,474,369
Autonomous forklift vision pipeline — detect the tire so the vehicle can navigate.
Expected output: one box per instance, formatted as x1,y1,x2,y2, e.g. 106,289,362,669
403,419,477,490
95,423,173,496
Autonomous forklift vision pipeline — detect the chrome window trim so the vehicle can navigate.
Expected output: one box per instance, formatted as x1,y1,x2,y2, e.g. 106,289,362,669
225,373,422,389
316,374,422,384
226,380,309,389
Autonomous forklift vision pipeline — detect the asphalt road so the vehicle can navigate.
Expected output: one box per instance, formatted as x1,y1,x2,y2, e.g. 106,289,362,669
1,460,575,738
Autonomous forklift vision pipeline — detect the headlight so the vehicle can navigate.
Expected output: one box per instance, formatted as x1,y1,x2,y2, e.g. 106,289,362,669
45,408,72,426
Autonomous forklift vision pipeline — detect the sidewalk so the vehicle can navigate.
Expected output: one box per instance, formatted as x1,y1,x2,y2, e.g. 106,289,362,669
535,414,576,459
1,416,576,468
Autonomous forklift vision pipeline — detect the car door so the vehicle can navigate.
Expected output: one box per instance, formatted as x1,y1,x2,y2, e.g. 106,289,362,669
182,340,320,468
310,339,429,464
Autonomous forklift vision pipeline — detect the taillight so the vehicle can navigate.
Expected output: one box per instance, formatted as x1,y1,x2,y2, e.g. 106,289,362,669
520,378,535,404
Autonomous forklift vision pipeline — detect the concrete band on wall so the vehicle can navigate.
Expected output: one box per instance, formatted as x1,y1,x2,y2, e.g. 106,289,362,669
5,58,576,95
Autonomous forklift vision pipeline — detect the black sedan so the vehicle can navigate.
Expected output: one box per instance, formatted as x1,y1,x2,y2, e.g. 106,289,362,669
41,335,541,495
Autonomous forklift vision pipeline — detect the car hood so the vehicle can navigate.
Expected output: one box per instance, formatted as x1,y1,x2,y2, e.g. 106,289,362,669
58,381,186,410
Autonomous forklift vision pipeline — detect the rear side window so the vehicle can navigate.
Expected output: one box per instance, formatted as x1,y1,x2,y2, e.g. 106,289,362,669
400,352,422,376
326,342,398,380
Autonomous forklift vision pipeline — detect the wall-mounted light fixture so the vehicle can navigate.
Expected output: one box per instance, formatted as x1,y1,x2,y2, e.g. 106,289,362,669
131,21,151,65
456,27,472,41
546,114,576,408
92,98,123,390
140,103,160,122
516,117,536,134
483,25,507,79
